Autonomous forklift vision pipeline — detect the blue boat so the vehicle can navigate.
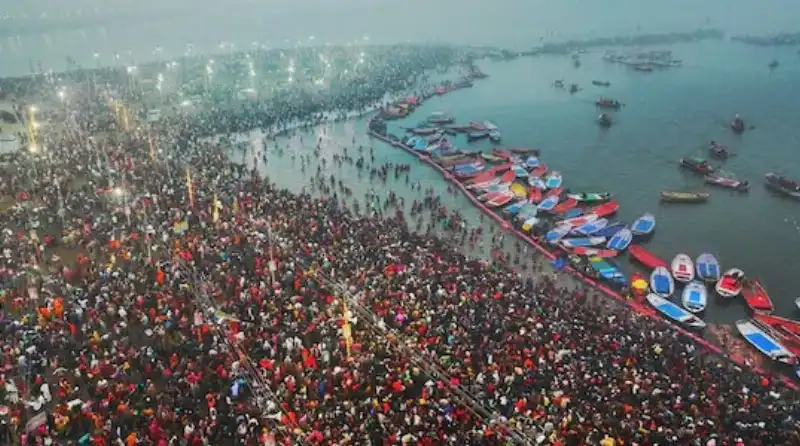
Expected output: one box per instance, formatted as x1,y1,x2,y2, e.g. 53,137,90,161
511,165,529,178
559,236,606,248
607,228,633,251
545,172,563,189
695,253,721,282
736,320,796,365
572,218,609,236
545,225,571,243
631,213,656,236
561,208,583,219
589,256,627,284
503,201,526,216
650,266,674,297
515,205,539,221
537,195,560,212
525,156,540,168
593,222,627,238
528,176,547,190
647,294,706,329
467,131,490,140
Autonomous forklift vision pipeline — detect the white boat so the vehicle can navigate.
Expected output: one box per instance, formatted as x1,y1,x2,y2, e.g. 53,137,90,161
681,281,708,313
670,254,694,283
695,253,721,282
559,237,606,248
606,228,632,251
545,172,563,189
736,319,796,365
647,294,706,329
528,176,547,190
560,213,598,228
650,266,674,297
715,268,744,298
545,224,571,244
796,297,800,311
572,218,608,236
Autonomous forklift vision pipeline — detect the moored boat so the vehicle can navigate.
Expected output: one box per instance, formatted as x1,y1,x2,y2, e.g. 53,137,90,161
567,192,612,203
503,201,526,216
628,244,668,270
607,228,632,251
695,253,721,282
752,313,800,356
588,256,626,285
511,165,529,178
647,294,706,329
650,266,675,297
593,222,627,238
560,213,598,228
741,279,774,313
560,237,607,248
552,198,578,214
529,164,548,177
572,218,609,236
545,187,563,198
524,156,540,168
480,152,506,163
708,141,729,159
561,208,583,219
528,176,547,190
736,319,796,365
670,254,695,283
589,200,620,218
715,268,745,298
545,224,571,244
596,97,623,109
630,272,649,298
510,182,528,199
572,247,619,258
679,157,715,174
537,195,560,212
704,173,749,191
731,114,745,134
467,131,490,141
545,172,563,189
528,188,543,204
630,213,656,236
515,205,539,221
489,130,502,142
597,113,612,127
428,112,454,124
478,191,506,202
660,190,710,203
764,173,800,199
681,281,708,313
521,217,541,232
486,192,515,207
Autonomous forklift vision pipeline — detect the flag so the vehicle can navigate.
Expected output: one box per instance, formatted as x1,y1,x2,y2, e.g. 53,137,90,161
148,133,156,161
186,167,194,208
212,192,220,223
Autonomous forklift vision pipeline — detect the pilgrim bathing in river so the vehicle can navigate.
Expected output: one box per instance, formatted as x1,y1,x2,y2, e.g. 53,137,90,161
0,42,797,446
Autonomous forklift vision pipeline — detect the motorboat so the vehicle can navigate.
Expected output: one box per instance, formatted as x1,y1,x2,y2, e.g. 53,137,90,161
764,173,800,199
545,172,563,189
660,191,710,204
597,113,612,127
560,237,607,248
715,268,745,298
704,173,749,192
679,157,714,174
708,141,729,159
593,222,627,238
695,253,721,282
567,192,612,203
670,254,694,283
731,114,745,133
681,281,708,313
647,294,706,329
650,266,675,297
596,97,623,109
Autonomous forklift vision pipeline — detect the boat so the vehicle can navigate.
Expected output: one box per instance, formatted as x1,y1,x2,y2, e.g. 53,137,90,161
552,198,578,214
741,279,774,313
545,225,571,244
796,297,800,311
634,65,654,72
572,247,619,258
529,164,548,177
537,195,560,212
630,272,649,298
561,208,583,219
670,254,695,283
528,188,543,204
509,183,526,199
572,218,609,236
660,191,710,203
715,268,745,298
597,113,613,127
506,147,541,156
764,173,800,199
735,319,795,365
467,131,490,141
588,256,626,285
545,187,563,198
596,97,623,109
681,281,708,313
561,212,598,228
731,114,745,134
515,204,538,220
407,127,440,135
428,112,454,124
489,130,502,142
704,173,749,191
480,152,506,163
607,228,632,251
679,157,715,174
486,192,515,207
511,165,529,178
545,172,563,189
647,294,706,329
521,217,541,232
593,222,627,238
528,176,547,190
454,167,488,180
695,253,721,282
478,191,506,202
592,80,611,87
708,141,729,159
503,201,526,216
524,156,540,168
560,237,607,248
629,244,668,270
752,314,800,356
589,200,619,218
567,192,612,203
650,266,675,297
630,213,656,236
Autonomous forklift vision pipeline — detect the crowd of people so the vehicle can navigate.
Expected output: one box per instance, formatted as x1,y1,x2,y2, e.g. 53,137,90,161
0,44,799,446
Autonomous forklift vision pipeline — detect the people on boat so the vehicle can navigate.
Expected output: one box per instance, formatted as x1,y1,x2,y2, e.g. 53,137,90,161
731,114,745,133
597,113,612,127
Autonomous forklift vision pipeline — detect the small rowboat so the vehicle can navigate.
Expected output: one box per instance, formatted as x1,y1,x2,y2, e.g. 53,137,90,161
525,156,540,168
486,192,515,207
681,281,708,313
606,228,632,251
752,314,800,356
552,198,577,214
478,191,506,202
704,174,749,192
647,294,706,329
736,319,796,365
528,188,543,204
561,213,598,228
503,201,526,215
511,165,529,178
572,218,609,236
545,172,563,189
529,164,548,177
560,237,607,248
660,191,710,203
670,254,695,283
650,266,675,297
572,247,619,258
628,244,668,270
510,183,528,199
695,253,721,282
594,222,627,238
537,195,560,212
545,225,571,244
521,217,541,232
679,157,715,175
631,213,656,236
481,152,506,163
528,176,547,190
590,200,619,218
741,279,774,313
515,205,539,221
588,256,626,284
716,268,745,298
546,187,563,199
567,192,612,203
561,208,583,219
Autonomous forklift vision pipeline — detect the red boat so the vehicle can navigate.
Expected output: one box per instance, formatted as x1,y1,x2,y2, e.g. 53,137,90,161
679,157,715,175
478,191,505,202
465,171,495,186
628,244,668,270
552,198,577,214
528,188,543,204
704,174,749,192
546,187,563,198
529,164,548,178
753,313,800,356
590,200,620,218
498,171,515,184
572,247,619,258
486,192,515,207
741,279,774,313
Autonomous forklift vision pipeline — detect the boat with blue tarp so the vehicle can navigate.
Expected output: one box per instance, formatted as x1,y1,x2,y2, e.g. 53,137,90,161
650,266,675,297
695,253,721,282
607,228,633,251
631,213,656,236
736,319,797,365
589,256,627,285
647,294,706,329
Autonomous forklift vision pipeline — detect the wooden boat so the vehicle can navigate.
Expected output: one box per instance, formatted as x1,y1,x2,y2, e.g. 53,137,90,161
545,187,563,198
467,131,490,141
511,165,529,178
741,279,774,313
681,281,708,313
560,213,598,228
752,314,800,356
695,253,721,282
660,191,710,203
464,170,495,185
596,97,623,109
704,173,749,192
528,176,547,190
505,147,541,156
537,195,560,212
515,205,539,221
561,208,583,219
630,213,656,236
567,192,612,203
545,224,571,244
607,228,632,251
630,272,649,298
486,192,514,207
647,294,706,329
708,141,729,159
528,188,543,204
670,254,695,283
478,191,506,202
407,127,440,135
629,244,668,270
594,222,627,238
490,149,513,160
524,156,540,168
529,164,548,177
679,157,715,174
572,218,609,236
560,237,607,248
589,256,626,284
552,198,578,214
715,268,745,298
736,319,796,365
503,201,526,215
489,131,502,142
764,173,800,199
572,247,619,258
521,217,541,232
480,152,506,163
545,172,563,189
589,200,619,218
650,266,675,297
510,182,528,198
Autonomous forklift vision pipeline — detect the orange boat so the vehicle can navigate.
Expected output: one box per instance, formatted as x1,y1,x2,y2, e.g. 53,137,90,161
741,279,774,313
590,200,620,218
528,188,543,204
552,198,578,214
628,244,668,270
753,313,800,356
